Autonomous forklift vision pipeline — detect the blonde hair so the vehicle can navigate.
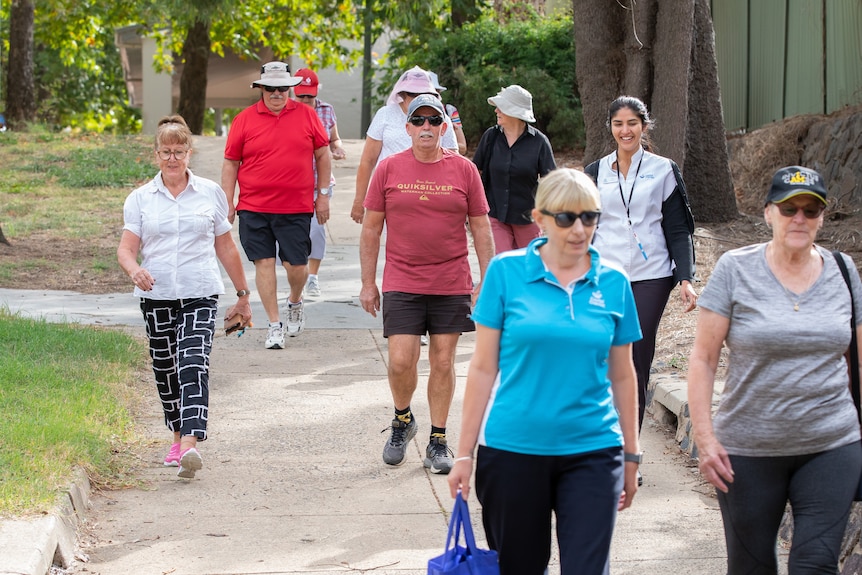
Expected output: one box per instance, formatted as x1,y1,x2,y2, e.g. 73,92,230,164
155,115,193,149
535,168,601,213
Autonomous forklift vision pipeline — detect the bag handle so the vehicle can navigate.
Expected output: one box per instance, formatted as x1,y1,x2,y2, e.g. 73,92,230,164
833,250,860,421
446,491,482,557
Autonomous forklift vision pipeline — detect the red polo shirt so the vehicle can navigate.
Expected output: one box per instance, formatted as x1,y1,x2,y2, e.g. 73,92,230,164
225,98,329,214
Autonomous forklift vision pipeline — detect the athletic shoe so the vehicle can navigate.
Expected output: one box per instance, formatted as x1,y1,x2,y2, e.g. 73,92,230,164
177,447,202,479
420,335,429,346
424,436,454,474
305,276,321,298
286,301,305,337
265,323,285,349
163,442,181,467
382,417,418,466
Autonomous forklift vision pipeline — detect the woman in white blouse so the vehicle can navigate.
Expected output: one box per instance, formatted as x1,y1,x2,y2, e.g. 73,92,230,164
117,115,251,480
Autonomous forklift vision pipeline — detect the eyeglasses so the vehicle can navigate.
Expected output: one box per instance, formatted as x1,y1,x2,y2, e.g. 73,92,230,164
262,85,290,93
774,203,825,219
540,209,602,228
408,115,444,127
156,149,189,160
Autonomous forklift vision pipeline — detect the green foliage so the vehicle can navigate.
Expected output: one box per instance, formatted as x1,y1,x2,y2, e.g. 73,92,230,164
0,310,147,516
382,12,584,149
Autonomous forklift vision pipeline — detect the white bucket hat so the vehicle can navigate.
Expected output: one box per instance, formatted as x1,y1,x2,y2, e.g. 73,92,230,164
251,61,302,88
488,85,535,123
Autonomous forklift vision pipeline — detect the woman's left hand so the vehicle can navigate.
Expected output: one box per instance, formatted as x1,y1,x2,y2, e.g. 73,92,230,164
618,462,638,511
679,280,698,312
225,299,252,330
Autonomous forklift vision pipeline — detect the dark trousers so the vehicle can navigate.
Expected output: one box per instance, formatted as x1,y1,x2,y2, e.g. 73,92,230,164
631,276,675,430
717,442,862,574
140,297,217,440
476,445,623,575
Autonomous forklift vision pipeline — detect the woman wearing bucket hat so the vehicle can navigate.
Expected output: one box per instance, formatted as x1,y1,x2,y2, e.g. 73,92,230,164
351,66,459,224
688,165,862,574
473,85,556,254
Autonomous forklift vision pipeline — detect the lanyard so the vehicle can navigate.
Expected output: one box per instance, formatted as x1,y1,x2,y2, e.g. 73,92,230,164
616,154,649,261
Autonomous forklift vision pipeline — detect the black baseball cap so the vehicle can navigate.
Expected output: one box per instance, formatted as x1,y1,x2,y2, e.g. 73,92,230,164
765,166,827,206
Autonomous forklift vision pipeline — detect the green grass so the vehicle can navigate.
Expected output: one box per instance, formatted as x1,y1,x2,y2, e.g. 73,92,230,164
0,132,153,240
0,310,148,516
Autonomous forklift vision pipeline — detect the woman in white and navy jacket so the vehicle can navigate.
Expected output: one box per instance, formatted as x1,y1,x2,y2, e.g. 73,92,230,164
585,96,697,442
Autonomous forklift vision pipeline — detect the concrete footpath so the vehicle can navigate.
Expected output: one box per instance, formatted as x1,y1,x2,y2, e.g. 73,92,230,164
0,138,728,575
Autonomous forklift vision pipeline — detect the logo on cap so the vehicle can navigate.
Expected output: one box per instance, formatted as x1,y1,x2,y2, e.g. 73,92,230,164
786,170,816,186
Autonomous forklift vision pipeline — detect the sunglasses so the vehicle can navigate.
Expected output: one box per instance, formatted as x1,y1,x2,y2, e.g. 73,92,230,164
262,85,290,93
775,202,825,219
408,115,444,127
540,209,602,228
295,94,315,99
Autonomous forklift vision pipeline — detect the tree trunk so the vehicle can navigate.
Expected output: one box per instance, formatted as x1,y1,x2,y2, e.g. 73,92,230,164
452,0,480,28
0,224,10,246
571,1,625,163
683,0,737,221
5,0,36,130
176,19,211,135
572,0,737,223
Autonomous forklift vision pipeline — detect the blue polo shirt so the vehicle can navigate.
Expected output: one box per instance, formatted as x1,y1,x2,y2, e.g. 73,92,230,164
471,237,642,456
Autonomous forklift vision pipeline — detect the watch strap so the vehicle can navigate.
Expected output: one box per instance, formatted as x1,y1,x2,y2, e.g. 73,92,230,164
236,289,251,297
623,452,643,464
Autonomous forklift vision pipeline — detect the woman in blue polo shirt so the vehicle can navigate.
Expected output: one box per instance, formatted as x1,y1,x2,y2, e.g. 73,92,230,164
448,168,642,575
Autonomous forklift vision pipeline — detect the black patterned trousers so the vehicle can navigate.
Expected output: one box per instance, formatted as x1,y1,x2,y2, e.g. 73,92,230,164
140,297,217,441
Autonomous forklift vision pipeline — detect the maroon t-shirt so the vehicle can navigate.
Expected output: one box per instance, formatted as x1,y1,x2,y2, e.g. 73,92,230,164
364,149,489,295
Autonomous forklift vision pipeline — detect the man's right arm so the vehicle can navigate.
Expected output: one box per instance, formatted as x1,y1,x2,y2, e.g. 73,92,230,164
352,138,383,224
221,159,240,224
359,209,386,317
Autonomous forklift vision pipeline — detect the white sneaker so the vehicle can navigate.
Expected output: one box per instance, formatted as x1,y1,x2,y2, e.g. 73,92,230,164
420,335,429,346
265,323,285,349
305,276,321,298
286,301,305,337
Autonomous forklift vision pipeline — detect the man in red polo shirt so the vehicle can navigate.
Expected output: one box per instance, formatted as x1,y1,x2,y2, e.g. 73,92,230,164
222,62,332,350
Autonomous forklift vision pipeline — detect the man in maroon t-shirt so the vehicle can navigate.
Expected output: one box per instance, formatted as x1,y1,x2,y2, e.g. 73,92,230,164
222,62,331,350
359,94,494,474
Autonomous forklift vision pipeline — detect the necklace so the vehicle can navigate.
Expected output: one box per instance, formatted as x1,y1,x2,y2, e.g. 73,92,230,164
767,243,817,311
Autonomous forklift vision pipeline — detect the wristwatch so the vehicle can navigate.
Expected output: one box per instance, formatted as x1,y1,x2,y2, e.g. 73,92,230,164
236,289,251,297
318,186,332,197
623,452,643,464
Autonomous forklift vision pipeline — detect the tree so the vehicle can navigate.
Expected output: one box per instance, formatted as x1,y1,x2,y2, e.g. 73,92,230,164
5,0,36,130
572,0,737,223
142,0,362,134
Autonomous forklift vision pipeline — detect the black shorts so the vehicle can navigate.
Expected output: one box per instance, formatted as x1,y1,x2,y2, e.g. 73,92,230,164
381,292,474,337
237,210,312,265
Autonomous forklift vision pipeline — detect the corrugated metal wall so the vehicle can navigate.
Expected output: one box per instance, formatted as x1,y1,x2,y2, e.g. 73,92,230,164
711,0,862,132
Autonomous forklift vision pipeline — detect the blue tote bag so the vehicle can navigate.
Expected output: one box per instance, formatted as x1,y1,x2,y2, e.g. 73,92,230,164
427,492,500,575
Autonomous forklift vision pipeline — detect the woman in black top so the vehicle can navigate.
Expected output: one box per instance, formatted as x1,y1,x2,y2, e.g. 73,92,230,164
473,85,556,254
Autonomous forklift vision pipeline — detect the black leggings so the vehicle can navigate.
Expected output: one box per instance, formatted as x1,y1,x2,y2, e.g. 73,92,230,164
717,442,862,574
631,276,675,430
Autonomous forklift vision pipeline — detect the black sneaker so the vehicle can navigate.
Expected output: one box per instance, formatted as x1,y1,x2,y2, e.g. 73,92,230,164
382,417,417,465
424,436,454,474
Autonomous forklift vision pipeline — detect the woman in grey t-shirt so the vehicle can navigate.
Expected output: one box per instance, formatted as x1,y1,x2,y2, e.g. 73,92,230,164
688,165,862,573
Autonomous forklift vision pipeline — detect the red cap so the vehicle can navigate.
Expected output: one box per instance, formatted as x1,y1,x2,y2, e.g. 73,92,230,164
293,69,319,96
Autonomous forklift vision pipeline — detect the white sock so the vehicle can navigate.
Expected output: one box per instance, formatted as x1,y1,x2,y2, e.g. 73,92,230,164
269,321,281,328
308,274,318,281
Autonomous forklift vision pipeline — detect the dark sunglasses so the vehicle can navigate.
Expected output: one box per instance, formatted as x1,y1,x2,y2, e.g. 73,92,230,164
262,85,290,93
774,202,825,219
408,115,444,127
540,209,602,228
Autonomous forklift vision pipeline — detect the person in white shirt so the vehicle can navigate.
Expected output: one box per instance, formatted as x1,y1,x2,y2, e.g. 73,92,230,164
117,115,252,480
585,96,697,449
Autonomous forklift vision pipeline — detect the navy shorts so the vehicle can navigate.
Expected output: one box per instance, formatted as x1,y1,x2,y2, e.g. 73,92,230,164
238,210,312,265
381,292,474,337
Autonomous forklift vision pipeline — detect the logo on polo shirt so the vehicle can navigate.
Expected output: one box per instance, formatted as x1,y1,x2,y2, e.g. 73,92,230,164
589,290,606,308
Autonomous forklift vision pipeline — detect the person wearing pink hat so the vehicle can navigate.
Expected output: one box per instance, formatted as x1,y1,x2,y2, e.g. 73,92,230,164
293,68,346,298
222,62,332,350
351,66,459,224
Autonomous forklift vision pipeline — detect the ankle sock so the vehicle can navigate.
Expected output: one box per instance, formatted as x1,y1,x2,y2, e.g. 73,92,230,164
431,426,446,440
395,406,412,424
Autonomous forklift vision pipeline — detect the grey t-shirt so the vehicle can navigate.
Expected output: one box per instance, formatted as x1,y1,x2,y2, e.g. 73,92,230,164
698,243,862,456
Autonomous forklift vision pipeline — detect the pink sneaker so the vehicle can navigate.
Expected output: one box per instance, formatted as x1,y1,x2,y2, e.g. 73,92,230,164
177,447,203,479
163,443,181,467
